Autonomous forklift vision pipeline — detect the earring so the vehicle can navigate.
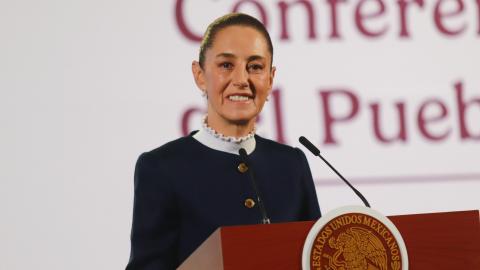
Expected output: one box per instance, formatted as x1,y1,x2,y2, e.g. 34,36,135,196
201,91,208,99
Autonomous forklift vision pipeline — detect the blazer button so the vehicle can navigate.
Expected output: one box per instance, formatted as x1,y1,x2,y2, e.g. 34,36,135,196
237,163,248,173
244,198,256,208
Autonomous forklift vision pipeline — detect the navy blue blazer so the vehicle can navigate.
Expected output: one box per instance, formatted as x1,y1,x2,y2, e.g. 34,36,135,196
126,134,321,269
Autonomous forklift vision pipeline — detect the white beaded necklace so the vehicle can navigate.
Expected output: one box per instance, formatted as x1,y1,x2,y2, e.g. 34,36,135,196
201,115,255,143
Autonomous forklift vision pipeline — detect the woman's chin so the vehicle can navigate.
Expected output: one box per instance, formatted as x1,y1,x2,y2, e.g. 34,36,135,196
224,113,257,126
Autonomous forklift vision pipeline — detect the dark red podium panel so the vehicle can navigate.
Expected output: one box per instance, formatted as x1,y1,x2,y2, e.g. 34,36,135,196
178,210,480,270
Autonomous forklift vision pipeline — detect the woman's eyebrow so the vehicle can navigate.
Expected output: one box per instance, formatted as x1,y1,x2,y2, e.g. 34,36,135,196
248,55,265,62
216,53,236,59
215,53,265,62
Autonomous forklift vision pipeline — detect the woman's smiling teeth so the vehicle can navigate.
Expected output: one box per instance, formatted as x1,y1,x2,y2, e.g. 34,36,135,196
228,95,251,101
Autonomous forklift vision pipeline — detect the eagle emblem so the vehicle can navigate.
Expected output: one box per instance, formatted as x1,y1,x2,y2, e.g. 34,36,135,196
324,227,389,270
303,208,407,270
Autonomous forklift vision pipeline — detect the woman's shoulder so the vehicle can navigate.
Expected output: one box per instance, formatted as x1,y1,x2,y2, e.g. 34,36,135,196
254,135,305,158
139,133,198,162
255,135,296,150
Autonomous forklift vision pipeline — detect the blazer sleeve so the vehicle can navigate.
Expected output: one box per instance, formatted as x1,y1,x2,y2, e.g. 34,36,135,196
126,152,179,270
296,148,321,220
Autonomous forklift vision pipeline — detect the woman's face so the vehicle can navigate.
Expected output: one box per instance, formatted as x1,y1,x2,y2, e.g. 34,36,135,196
193,25,275,130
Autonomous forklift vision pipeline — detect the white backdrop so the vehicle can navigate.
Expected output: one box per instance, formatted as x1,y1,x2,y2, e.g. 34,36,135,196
1,0,479,269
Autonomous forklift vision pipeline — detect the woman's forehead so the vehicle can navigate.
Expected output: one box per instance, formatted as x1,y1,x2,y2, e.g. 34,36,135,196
206,26,271,60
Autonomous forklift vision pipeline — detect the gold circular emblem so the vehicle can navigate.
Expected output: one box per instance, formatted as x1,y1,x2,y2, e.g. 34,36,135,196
303,206,408,270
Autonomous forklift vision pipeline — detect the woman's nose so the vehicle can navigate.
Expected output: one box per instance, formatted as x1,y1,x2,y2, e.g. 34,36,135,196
232,66,249,88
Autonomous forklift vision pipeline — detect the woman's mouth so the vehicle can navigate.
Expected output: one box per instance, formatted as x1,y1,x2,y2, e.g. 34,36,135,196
227,95,253,102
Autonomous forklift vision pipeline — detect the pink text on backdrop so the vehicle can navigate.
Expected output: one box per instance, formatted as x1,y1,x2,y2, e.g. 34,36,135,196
175,0,480,42
181,80,480,145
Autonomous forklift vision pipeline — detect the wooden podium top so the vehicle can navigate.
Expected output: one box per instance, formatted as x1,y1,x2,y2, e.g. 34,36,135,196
178,210,480,270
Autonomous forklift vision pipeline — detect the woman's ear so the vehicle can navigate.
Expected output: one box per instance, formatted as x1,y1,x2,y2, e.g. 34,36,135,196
192,61,206,93
268,66,276,91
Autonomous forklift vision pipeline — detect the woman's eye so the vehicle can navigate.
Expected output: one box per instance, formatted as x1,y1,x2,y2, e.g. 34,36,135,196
248,64,264,73
219,62,233,69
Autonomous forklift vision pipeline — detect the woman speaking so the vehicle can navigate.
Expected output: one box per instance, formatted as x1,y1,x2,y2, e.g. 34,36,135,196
126,13,321,269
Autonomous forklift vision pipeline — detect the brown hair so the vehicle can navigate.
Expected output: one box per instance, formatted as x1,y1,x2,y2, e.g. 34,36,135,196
198,13,273,68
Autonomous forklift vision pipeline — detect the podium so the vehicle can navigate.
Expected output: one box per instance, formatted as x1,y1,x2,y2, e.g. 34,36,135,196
178,210,480,270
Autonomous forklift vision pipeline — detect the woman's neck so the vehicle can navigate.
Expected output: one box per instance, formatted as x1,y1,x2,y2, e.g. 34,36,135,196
206,116,255,138
192,115,257,155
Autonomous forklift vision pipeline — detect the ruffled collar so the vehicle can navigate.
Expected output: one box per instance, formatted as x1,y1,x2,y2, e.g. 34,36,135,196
192,115,256,155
